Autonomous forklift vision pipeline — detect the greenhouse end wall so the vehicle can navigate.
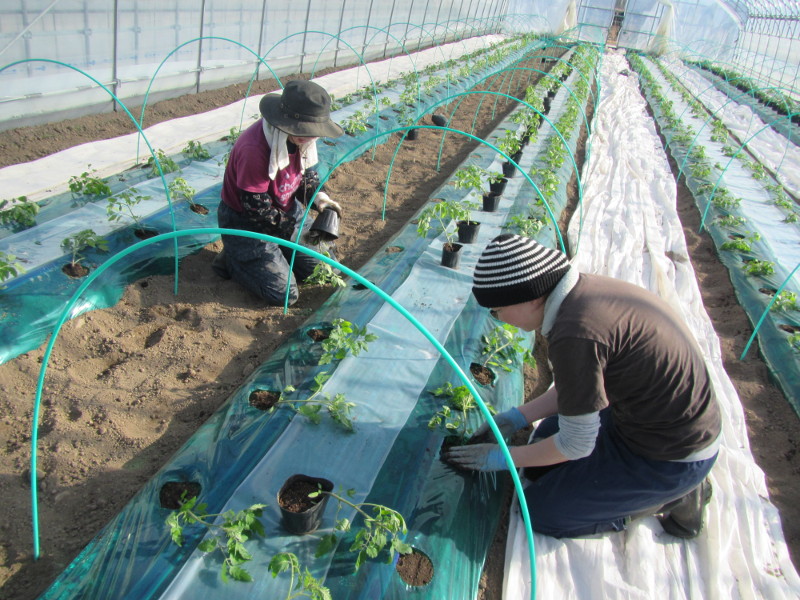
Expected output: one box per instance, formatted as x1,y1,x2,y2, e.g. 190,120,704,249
0,0,506,130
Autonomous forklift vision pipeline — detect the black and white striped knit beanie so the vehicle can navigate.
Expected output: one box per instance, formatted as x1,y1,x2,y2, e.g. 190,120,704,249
472,234,570,308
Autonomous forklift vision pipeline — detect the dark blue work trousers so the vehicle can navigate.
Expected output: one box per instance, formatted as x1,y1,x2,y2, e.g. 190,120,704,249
523,409,717,538
218,201,320,306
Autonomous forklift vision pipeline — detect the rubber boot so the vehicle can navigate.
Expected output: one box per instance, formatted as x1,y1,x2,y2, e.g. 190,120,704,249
657,478,713,539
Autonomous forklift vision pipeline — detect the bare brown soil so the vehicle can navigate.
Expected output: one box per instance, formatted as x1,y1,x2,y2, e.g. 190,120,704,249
1,51,799,600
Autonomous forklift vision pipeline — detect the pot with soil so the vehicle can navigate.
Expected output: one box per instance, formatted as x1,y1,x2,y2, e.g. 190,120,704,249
456,220,480,244
441,242,463,269
489,177,508,195
501,160,516,178
278,473,334,535
405,128,418,141
482,192,501,212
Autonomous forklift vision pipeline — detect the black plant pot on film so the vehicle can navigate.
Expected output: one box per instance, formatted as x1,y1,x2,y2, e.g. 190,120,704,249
457,220,480,244
278,474,334,535
441,242,463,269
502,161,516,178
310,207,339,241
483,192,501,212
431,113,447,127
489,177,508,195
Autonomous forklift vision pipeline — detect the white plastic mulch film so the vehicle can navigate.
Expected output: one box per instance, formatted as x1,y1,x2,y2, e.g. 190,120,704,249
504,50,800,600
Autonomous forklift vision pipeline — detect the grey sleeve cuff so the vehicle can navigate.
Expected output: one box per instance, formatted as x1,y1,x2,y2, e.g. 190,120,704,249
553,412,601,460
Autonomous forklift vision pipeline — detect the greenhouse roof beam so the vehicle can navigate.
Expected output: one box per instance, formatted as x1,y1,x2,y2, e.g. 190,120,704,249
721,0,800,21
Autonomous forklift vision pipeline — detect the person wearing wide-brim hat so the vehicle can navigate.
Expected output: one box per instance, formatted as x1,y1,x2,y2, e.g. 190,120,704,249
444,234,721,540
213,80,343,305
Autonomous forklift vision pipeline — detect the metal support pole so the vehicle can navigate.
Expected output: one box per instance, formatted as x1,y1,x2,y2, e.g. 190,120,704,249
384,0,398,59
256,0,267,81
362,0,375,62
196,0,206,94
333,0,347,68
112,0,119,112
300,0,312,73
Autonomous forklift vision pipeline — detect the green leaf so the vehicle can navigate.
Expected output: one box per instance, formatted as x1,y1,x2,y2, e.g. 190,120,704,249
269,552,297,576
198,539,216,553
315,532,339,557
392,538,413,555
228,565,253,582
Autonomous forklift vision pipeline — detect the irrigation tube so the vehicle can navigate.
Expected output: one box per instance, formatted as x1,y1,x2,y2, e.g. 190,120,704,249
280,123,569,314
134,36,283,164
0,58,181,294
30,228,538,599
699,114,795,232
740,261,800,360
425,91,584,214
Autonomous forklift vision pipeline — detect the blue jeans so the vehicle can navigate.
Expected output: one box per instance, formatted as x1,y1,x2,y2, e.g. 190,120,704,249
523,410,716,538
218,201,322,305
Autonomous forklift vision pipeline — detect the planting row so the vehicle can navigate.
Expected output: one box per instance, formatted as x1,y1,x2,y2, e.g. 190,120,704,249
0,34,554,365
38,41,600,599
630,52,800,415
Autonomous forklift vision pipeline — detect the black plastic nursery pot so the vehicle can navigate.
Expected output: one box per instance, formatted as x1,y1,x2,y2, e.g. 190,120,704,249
489,177,508,195
441,242,463,269
310,207,340,241
430,113,447,127
456,220,480,244
501,161,516,178
406,128,419,140
278,474,334,535
482,192,502,212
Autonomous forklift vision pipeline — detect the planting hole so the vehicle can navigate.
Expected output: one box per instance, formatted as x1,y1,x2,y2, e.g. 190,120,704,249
779,324,800,334
396,548,434,587
135,228,159,240
249,389,281,411
385,246,403,254
759,287,777,297
470,362,496,386
190,203,209,215
323,140,336,146
159,480,201,509
306,325,332,342
62,263,89,278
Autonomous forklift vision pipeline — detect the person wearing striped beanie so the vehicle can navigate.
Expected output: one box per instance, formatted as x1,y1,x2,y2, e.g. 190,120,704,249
444,233,721,540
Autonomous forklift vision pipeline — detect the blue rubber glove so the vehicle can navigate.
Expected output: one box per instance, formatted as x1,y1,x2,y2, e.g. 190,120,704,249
469,406,528,444
443,443,508,472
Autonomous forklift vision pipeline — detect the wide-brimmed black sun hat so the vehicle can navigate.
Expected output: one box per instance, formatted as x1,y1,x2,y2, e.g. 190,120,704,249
259,80,343,138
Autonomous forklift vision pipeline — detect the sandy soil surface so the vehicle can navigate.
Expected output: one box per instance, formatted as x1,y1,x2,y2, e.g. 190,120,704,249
1,57,799,600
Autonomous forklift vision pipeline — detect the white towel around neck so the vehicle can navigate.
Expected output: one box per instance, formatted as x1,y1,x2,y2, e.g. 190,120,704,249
263,119,319,180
